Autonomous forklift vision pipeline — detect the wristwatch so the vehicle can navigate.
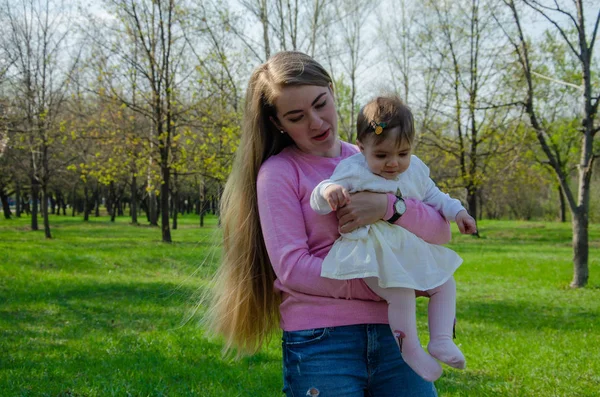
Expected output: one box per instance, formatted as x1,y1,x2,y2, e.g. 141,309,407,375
386,195,406,223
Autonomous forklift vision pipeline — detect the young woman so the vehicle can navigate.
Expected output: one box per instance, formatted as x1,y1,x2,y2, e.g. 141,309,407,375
207,51,452,396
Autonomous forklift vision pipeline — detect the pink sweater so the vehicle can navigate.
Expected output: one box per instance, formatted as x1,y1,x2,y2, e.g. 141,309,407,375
257,141,451,331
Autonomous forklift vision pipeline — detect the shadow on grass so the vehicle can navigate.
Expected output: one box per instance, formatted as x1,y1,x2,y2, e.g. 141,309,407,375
3,328,282,396
1,281,209,337
1,280,285,395
459,299,599,331
436,370,510,396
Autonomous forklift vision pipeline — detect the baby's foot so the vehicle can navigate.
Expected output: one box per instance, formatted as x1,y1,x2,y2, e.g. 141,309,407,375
395,332,442,382
428,339,466,369
402,344,443,382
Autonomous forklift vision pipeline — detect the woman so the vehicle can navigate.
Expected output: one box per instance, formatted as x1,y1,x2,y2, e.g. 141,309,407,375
207,51,451,396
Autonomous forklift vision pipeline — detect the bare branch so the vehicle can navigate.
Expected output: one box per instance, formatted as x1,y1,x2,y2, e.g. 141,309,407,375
521,0,581,59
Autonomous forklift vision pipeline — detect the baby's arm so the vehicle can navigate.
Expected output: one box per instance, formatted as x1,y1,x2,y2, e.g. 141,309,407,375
310,157,357,214
422,182,477,235
409,155,477,235
310,180,337,214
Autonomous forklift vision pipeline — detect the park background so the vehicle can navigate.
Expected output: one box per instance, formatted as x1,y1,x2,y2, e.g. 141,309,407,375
1,0,599,395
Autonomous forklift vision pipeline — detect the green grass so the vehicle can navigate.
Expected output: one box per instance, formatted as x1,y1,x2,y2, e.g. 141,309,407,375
1,215,599,396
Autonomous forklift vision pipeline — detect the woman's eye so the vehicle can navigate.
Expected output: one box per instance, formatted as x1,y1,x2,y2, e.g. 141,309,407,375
289,116,303,122
315,101,327,109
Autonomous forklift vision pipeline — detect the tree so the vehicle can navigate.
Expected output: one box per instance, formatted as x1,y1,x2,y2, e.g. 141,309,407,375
1,0,78,238
0,47,13,219
92,0,202,242
501,0,599,287
325,0,375,143
236,0,334,63
414,0,520,222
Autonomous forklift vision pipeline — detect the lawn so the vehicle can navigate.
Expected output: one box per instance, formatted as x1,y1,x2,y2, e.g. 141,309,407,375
1,214,599,396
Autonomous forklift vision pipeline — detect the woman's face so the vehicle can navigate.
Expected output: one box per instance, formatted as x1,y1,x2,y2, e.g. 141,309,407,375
273,85,339,157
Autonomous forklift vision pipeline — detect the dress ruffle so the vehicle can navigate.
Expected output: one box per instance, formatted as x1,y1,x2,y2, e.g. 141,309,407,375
321,221,462,290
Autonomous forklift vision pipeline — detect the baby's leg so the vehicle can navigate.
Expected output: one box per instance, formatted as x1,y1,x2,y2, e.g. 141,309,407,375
364,278,442,382
427,277,466,369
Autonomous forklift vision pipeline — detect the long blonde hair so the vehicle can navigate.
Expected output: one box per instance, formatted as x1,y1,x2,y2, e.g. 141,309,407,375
206,52,333,355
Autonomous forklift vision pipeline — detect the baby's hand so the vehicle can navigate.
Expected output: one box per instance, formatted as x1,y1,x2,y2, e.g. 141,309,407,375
323,184,351,211
456,210,477,234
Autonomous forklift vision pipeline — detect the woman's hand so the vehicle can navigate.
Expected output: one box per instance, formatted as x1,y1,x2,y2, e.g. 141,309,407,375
336,191,387,233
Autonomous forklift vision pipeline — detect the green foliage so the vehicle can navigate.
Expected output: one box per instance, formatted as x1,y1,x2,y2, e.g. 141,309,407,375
334,75,357,143
1,216,599,396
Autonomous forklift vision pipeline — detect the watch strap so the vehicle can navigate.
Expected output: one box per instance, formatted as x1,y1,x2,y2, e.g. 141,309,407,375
383,193,397,221
387,211,402,224
386,195,404,224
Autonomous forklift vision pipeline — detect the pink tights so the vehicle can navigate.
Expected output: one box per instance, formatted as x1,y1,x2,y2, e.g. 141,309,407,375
364,277,465,382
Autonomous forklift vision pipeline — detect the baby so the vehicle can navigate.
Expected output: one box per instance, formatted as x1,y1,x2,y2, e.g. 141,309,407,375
310,95,476,381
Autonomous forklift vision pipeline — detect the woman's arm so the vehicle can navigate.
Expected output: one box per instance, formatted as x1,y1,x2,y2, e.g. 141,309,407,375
257,159,380,301
336,192,451,245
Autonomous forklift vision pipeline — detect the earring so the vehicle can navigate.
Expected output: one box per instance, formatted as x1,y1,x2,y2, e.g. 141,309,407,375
280,130,285,134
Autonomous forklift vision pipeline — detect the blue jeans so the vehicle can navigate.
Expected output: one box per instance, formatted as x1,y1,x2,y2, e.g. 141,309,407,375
282,324,438,396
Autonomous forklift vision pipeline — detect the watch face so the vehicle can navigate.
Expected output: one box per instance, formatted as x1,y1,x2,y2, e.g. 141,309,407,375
395,199,407,215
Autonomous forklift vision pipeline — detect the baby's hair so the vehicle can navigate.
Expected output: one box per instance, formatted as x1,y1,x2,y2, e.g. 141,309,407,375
356,95,415,148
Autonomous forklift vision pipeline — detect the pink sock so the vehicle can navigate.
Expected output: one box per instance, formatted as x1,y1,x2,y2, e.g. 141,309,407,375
394,330,443,382
364,278,442,381
427,278,466,369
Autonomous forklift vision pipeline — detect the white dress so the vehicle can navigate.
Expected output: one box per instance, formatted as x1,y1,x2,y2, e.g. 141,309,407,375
310,154,464,290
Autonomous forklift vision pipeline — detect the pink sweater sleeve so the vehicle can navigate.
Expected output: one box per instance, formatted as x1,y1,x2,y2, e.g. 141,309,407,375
384,194,451,244
257,159,379,301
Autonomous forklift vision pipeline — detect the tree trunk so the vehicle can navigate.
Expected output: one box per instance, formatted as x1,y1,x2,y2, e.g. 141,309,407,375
199,181,207,227
95,182,100,217
148,191,158,225
106,184,112,218
172,172,178,230
571,208,589,287
108,181,115,222
41,185,52,239
466,185,480,236
60,191,67,215
49,193,56,214
172,197,178,230
1,189,11,219
160,164,172,242
31,176,39,230
71,183,76,217
15,181,21,217
131,174,138,225
55,191,62,216
260,0,270,60
467,186,477,221
22,195,31,215
558,184,566,222
110,200,117,222
83,183,89,222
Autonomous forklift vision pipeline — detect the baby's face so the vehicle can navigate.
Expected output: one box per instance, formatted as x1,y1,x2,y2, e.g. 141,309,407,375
358,130,412,180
